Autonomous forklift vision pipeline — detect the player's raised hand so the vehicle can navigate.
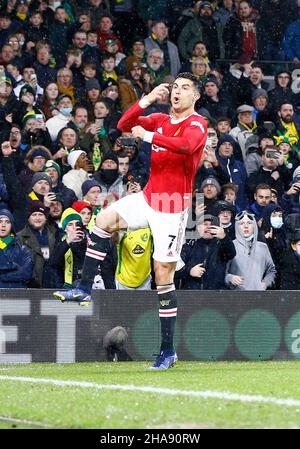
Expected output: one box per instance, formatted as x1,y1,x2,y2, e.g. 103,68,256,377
145,83,170,104
131,125,146,140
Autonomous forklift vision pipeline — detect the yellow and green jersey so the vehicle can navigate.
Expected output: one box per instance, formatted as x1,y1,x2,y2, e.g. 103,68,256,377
116,228,152,288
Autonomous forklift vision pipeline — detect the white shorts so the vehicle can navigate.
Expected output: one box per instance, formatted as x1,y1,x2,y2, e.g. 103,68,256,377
108,191,188,262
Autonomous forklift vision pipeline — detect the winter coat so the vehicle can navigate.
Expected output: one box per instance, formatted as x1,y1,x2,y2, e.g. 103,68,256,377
17,223,57,288
217,154,249,210
49,20,70,61
144,36,181,77
279,248,300,290
175,235,236,290
283,19,300,60
247,164,292,198
178,14,224,62
52,180,77,208
62,169,89,200
0,237,33,288
225,218,276,290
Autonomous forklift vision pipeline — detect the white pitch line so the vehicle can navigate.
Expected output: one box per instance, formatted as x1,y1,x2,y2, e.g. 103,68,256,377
1,375,300,408
0,416,52,428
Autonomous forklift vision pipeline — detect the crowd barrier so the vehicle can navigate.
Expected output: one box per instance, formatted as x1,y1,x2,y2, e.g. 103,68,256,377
0,289,300,363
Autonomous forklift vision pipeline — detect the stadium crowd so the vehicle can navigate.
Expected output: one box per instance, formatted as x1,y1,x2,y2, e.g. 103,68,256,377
0,0,300,291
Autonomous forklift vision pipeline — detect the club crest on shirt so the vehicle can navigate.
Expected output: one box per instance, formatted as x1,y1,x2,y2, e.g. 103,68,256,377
152,144,167,153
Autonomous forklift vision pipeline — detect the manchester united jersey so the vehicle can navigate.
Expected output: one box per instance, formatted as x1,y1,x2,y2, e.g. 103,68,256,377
118,100,207,213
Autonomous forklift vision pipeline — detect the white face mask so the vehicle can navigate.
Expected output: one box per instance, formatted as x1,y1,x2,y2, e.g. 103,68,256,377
53,1,61,9
270,216,283,229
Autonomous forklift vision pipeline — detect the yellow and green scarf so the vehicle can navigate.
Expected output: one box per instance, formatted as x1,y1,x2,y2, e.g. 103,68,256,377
0,234,14,251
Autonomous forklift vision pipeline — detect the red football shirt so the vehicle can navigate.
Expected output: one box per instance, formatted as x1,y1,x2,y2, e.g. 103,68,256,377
118,101,207,213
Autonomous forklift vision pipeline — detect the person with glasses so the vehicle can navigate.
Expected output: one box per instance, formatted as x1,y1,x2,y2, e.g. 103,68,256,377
225,209,276,290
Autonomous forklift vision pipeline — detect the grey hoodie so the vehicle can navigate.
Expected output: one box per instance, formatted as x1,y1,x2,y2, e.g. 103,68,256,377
225,218,276,290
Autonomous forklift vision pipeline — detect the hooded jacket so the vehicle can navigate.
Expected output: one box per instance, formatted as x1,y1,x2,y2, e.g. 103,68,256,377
225,217,276,290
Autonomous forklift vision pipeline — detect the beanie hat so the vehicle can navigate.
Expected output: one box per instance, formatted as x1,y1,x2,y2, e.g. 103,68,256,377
31,172,52,189
200,177,221,193
252,88,268,101
43,159,61,176
86,78,101,91
71,200,93,214
204,76,220,88
60,207,82,231
100,150,119,167
0,208,14,232
31,148,51,160
20,84,35,97
197,214,219,226
81,179,101,197
126,56,141,74
218,134,236,147
67,150,86,169
27,201,48,218
22,111,36,126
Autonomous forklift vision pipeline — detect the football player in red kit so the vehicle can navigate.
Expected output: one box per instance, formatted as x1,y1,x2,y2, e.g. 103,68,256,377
54,73,208,370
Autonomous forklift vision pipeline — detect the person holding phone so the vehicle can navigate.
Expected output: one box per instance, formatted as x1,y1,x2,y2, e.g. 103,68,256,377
247,145,292,199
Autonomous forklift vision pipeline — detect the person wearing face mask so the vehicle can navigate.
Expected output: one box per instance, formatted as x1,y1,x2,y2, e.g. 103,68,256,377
225,210,276,290
46,94,73,142
93,150,124,203
259,204,286,289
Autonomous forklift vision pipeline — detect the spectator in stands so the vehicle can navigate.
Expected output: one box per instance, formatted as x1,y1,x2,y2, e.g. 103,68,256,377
146,48,169,88
49,207,88,289
236,63,270,107
34,43,57,89
281,167,300,215
248,183,272,222
276,139,300,175
46,94,74,142
223,0,260,62
282,8,300,63
268,70,298,113
178,1,223,63
222,182,239,210
189,57,210,87
53,126,80,171
214,0,236,28
230,104,258,159
259,203,286,288
72,200,93,230
97,14,123,54
89,0,111,29
274,103,300,150
214,199,236,239
248,145,292,198
200,76,234,121
17,201,57,288
279,236,300,290
62,150,93,200
259,0,297,62
81,178,102,213
144,19,181,77
175,213,236,290
43,159,77,207
93,151,124,202
217,134,248,210
197,176,221,215
39,82,59,120
18,145,52,193
0,208,33,288
118,57,150,111
225,210,276,290
48,6,70,61
244,134,274,175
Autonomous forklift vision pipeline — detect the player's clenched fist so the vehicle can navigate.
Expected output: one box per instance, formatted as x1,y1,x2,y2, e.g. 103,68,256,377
131,125,146,140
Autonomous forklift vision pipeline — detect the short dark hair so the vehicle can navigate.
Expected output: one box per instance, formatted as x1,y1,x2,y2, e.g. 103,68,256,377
175,72,201,93
255,183,272,193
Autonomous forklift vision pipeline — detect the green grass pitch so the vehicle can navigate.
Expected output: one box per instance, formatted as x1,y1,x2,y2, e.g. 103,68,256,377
1,361,300,429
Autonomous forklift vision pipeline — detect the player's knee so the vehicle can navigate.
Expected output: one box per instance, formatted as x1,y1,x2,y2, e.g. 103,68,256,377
95,209,125,233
